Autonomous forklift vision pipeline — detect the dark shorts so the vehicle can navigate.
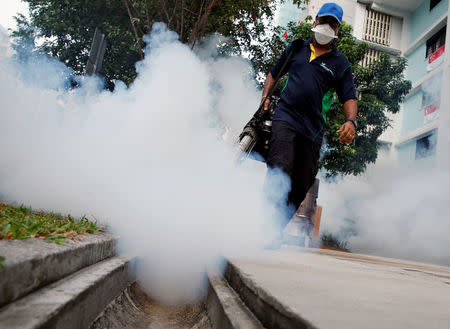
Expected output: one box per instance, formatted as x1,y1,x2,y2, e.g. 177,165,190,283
265,120,321,224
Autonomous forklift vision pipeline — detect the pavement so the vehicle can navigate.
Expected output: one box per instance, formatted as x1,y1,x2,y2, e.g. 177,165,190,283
227,247,450,329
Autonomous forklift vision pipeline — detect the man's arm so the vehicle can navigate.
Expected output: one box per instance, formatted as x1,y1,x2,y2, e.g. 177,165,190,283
261,72,275,111
337,99,357,144
261,43,293,111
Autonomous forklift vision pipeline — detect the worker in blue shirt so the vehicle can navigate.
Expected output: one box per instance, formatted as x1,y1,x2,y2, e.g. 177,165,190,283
262,3,358,247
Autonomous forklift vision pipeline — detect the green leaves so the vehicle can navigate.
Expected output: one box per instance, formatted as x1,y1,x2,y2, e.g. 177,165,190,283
13,0,281,89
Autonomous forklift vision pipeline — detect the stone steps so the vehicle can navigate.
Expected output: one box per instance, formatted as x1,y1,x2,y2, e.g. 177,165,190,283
0,256,131,329
207,274,263,329
0,233,117,307
3,238,447,329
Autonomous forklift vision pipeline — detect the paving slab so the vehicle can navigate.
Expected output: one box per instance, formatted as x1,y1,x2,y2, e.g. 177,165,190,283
227,247,450,329
0,233,116,307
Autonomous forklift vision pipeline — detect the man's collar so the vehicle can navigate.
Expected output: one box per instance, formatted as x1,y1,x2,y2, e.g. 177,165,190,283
306,38,338,56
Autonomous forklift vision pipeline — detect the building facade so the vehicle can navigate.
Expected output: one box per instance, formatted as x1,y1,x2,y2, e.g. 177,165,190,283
276,0,450,167
395,0,449,169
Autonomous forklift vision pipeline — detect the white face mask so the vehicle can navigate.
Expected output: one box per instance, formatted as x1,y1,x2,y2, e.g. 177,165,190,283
311,24,338,45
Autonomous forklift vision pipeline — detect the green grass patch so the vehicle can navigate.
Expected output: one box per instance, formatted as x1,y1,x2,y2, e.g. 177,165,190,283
0,202,101,245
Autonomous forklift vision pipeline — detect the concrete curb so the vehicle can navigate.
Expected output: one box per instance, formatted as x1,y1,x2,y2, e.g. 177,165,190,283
0,256,131,329
207,274,263,329
0,233,117,307
225,261,317,329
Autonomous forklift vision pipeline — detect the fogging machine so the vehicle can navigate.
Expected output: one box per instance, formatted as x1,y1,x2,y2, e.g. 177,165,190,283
235,39,303,163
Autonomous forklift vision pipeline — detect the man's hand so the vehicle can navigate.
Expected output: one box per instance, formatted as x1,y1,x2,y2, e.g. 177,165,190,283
337,121,356,144
261,72,275,111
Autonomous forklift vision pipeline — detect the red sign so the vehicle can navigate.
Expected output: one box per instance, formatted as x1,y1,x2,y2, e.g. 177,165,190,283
424,101,440,124
424,103,439,115
282,31,288,42
429,44,445,64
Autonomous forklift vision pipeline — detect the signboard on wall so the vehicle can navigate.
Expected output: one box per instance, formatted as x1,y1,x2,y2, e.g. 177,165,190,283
421,73,442,124
427,44,445,71
424,100,440,124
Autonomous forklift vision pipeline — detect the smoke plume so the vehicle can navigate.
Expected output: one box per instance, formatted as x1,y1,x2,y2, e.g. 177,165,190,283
0,23,274,303
320,148,450,266
1,20,448,308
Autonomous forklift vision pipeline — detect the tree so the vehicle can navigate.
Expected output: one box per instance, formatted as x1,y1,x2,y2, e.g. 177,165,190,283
247,20,411,177
12,0,281,89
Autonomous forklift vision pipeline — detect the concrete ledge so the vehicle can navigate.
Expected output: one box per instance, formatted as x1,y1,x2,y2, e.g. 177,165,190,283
207,274,263,329
0,256,131,329
226,248,450,329
224,262,317,329
0,233,117,307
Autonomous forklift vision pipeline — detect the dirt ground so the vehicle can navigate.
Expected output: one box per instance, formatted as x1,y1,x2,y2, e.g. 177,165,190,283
90,283,212,329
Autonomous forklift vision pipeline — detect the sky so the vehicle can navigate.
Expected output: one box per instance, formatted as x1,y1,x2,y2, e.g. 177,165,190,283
0,0,29,30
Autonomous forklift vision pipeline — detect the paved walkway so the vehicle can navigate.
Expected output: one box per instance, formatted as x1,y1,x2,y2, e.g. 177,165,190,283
230,247,450,329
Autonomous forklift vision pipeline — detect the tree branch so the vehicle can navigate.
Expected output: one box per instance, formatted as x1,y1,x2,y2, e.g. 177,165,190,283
145,0,152,33
122,0,144,59
189,0,221,48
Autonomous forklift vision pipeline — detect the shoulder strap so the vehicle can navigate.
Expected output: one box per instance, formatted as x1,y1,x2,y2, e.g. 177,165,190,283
260,39,304,108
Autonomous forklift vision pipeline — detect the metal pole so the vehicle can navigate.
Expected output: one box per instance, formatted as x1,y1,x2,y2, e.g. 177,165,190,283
85,28,107,76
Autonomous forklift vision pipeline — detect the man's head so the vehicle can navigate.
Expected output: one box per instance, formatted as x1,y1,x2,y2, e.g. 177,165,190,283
311,3,343,46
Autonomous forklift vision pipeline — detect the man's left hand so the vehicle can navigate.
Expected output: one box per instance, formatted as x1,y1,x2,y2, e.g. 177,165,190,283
337,121,356,144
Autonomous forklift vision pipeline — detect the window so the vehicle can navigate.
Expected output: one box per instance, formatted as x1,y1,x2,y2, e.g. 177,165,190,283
360,48,382,68
430,0,442,11
363,9,392,46
426,26,446,58
360,9,392,68
415,130,437,159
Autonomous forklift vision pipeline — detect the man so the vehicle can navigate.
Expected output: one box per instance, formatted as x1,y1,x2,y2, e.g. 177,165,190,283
262,3,358,246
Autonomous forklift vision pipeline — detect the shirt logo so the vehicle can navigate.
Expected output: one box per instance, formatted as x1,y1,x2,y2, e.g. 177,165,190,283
320,63,334,77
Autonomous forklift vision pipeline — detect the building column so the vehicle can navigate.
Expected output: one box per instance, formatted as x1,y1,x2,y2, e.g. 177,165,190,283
436,7,450,168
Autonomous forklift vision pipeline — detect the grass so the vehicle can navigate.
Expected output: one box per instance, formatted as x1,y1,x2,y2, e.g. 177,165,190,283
0,201,101,245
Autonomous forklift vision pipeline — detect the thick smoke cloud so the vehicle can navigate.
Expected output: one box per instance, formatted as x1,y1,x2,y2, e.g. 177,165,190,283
320,150,450,266
0,23,273,303
1,20,448,307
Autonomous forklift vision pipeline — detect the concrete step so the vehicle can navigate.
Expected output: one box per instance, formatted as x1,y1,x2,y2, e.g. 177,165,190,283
207,273,264,329
0,256,131,329
224,247,450,329
224,261,315,329
0,233,117,307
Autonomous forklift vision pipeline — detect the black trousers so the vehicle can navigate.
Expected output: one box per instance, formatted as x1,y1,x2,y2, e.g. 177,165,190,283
265,120,321,227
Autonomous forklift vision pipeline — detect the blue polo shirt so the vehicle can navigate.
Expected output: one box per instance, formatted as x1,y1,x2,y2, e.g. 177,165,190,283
270,39,356,145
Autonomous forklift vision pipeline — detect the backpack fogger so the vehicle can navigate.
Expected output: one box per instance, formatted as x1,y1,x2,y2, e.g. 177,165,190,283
235,39,304,163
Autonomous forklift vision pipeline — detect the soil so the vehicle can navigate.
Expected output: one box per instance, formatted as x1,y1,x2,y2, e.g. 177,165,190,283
90,282,212,329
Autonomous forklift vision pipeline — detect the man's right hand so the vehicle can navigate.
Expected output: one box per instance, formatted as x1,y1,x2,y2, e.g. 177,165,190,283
261,72,275,111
